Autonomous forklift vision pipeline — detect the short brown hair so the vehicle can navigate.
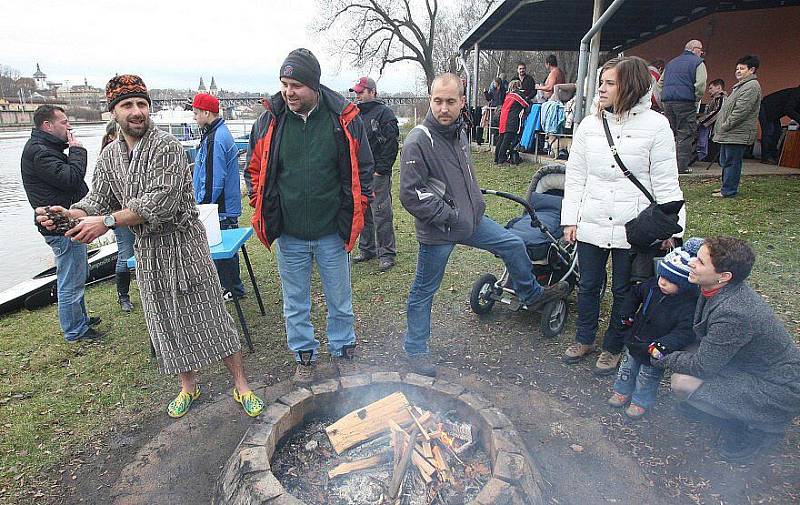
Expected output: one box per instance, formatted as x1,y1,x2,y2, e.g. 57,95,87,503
33,104,65,129
704,236,756,284
597,56,651,116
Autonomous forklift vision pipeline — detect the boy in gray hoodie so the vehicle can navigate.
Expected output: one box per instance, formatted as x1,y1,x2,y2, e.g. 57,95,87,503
399,73,568,377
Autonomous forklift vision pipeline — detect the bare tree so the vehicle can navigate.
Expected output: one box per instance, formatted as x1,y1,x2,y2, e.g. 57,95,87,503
0,64,22,98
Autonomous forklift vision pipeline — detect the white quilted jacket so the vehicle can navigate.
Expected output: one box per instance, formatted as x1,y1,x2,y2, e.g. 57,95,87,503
561,92,685,249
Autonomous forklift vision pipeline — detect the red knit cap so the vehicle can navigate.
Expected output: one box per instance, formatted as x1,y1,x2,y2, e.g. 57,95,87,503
192,93,219,113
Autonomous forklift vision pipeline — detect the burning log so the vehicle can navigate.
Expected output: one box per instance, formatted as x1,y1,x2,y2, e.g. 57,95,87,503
325,392,414,454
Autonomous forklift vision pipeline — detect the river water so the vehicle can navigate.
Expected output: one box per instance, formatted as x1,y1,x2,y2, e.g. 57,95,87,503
0,125,105,292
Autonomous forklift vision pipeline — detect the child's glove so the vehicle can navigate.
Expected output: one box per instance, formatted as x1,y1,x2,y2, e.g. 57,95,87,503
648,342,668,368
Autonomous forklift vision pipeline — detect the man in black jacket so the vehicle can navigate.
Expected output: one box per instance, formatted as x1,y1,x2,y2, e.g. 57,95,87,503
758,85,800,164
399,73,568,376
21,105,100,343
350,77,399,271
516,62,537,102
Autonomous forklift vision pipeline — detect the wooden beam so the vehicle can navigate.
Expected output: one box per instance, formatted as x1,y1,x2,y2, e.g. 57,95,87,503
325,392,414,454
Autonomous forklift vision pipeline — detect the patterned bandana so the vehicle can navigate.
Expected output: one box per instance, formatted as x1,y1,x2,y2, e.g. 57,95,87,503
106,74,151,111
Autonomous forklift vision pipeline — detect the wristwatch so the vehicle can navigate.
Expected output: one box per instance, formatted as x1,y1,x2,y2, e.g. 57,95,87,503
102,214,117,230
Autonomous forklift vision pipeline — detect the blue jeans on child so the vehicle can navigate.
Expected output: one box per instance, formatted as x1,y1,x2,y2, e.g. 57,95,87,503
44,235,89,342
275,233,355,362
404,216,543,355
215,217,245,297
613,349,664,408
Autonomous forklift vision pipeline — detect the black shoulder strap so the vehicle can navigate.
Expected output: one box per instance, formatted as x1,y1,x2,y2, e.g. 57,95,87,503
601,115,656,204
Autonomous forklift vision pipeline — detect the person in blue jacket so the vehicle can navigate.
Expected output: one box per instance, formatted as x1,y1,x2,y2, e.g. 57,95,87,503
192,93,245,299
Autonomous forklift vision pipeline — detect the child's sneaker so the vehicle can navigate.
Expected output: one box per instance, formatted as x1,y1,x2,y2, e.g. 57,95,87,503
607,392,629,408
624,403,647,419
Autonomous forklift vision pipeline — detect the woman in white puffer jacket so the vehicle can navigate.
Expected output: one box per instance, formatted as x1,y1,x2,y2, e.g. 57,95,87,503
561,56,685,375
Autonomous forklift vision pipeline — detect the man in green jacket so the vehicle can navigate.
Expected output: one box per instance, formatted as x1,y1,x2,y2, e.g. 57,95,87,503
712,55,762,197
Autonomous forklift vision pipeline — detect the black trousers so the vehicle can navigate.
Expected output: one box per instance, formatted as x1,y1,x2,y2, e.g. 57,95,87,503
495,132,520,164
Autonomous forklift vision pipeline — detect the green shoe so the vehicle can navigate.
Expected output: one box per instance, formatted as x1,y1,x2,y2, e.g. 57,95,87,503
233,388,264,417
167,386,200,418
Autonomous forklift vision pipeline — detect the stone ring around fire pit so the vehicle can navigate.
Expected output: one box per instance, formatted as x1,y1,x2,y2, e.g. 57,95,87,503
213,372,546,505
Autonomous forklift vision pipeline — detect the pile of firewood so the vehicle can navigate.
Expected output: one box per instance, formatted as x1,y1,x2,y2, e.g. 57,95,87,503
325,391,479,504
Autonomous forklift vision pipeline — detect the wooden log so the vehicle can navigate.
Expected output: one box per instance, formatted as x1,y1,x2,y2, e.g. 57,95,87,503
325,392,414,454
327,450,390,479
411,445,436,482
406,407,432,441
420,441,434,460
387,426,420,501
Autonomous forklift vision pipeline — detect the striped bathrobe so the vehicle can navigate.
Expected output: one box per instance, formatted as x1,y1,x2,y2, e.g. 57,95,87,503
73,123,240,374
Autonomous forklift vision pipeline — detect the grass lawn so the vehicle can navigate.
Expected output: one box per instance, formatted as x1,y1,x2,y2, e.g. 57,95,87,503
1,151,798,503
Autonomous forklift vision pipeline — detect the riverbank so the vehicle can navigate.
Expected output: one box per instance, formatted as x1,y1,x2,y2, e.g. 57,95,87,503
1,154,799,504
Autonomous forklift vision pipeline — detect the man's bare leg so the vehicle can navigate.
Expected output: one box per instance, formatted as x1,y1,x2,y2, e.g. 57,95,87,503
179,370,197,393
223,351,251,393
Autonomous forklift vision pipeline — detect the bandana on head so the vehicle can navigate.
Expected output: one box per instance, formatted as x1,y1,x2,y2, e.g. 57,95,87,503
105,74,151,111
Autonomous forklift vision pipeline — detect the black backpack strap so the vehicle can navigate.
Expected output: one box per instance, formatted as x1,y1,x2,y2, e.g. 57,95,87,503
601,115,656,204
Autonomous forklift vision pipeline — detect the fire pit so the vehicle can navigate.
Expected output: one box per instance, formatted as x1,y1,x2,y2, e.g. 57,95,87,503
213,372,545,504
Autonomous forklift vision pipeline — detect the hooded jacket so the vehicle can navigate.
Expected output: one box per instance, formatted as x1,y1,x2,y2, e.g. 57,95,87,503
399,111,485,245
192,118,242,219
356,99,399,176
561,91,686,249
21,129,89,236
499,92,528,134
244,85,374,250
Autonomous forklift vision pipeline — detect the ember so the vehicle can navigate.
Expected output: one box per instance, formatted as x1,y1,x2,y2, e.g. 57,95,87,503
272,392,491,505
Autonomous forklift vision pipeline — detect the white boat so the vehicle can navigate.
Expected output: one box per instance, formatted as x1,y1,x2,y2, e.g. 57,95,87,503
151,109,201,161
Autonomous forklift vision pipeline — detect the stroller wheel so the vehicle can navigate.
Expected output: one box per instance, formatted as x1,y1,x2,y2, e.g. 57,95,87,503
470,273,498,315
539,298,568,338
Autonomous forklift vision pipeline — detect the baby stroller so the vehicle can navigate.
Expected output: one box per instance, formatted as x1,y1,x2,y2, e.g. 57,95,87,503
469,164,578,338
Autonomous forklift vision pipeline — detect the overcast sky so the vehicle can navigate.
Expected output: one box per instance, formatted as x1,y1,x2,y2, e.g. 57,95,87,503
2,0,421,94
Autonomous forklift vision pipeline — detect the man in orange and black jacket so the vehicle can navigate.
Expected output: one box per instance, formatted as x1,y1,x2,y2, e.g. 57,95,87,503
244,48,374,383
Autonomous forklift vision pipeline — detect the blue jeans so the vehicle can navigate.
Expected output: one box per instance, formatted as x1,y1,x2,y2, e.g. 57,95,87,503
613,349,664,408
44,235,89,341
216,217,245,297
113,226,135,273
275,233,355,361
575,241,631,353
719,144,746,196
404,216,543,355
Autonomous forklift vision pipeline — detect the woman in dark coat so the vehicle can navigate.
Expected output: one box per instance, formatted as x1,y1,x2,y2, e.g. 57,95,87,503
655,236,800,461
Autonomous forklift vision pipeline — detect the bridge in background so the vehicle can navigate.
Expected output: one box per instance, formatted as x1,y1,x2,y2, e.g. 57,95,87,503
151,95,428,110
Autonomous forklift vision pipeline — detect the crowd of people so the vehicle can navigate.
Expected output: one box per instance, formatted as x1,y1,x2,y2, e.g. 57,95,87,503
21,46,799,462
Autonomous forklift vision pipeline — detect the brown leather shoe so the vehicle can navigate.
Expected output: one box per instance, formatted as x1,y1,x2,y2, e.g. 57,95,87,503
563,342,595,363
594,351,622,375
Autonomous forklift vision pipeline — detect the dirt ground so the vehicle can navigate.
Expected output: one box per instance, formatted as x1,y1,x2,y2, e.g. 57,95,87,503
50,295,799,505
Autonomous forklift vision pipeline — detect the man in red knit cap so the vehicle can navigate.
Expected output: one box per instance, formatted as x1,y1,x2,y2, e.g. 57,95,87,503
192,92,245,300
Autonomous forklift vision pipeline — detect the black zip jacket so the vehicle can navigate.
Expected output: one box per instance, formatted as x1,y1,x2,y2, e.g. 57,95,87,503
357,99,399,176
20,129,89,236
621,277,698,362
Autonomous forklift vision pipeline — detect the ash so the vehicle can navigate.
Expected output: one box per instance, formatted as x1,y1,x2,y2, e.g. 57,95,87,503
271,412,490,505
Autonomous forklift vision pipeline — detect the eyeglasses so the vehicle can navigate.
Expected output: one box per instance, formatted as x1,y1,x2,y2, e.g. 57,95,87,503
692,47,704,55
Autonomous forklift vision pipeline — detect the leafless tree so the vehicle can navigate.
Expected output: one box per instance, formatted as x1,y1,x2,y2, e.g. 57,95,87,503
0,64,22,98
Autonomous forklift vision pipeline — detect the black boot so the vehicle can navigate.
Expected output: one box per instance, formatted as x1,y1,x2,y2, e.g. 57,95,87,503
116,272,134,313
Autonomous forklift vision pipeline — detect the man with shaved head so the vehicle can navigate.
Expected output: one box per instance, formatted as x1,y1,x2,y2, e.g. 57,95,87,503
398,73,568,377
656,39,708,174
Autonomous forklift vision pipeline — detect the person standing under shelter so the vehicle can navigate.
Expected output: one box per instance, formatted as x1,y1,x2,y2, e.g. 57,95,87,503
399,73,568,377
191,92,246,299
536,54,566,101
350,76,400,272
712,55,762,198
245,49,374,383
657,40,708,174
21,105,101,343
696,79,726,163
758,85,800,164
36,75,263,419
516,62,537,102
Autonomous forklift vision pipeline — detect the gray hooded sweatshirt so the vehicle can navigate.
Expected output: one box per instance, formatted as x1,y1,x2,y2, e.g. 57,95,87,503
399,111,486,245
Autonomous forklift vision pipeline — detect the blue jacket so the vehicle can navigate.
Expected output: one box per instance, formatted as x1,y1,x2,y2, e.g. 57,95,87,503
193,118,242,219
661,50,703,103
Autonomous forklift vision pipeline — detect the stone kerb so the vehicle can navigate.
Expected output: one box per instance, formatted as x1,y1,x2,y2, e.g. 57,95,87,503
214,372,545,504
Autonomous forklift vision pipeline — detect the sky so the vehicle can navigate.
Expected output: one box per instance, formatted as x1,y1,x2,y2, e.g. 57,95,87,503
1,0,422,94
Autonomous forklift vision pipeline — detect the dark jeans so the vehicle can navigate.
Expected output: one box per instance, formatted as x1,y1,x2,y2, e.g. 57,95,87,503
495,132,520,164
719,144,746,196
663,101,697,172
575,241,631,353
358,172,396,260
216,217,245,297
758,107,782,162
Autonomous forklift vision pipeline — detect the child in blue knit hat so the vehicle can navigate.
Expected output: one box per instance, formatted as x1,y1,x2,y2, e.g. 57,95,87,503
607,239,703,419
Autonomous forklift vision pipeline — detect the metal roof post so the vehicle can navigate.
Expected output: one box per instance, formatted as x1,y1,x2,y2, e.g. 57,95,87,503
585,0,606,117
474,43,480,109
574,0,628,125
